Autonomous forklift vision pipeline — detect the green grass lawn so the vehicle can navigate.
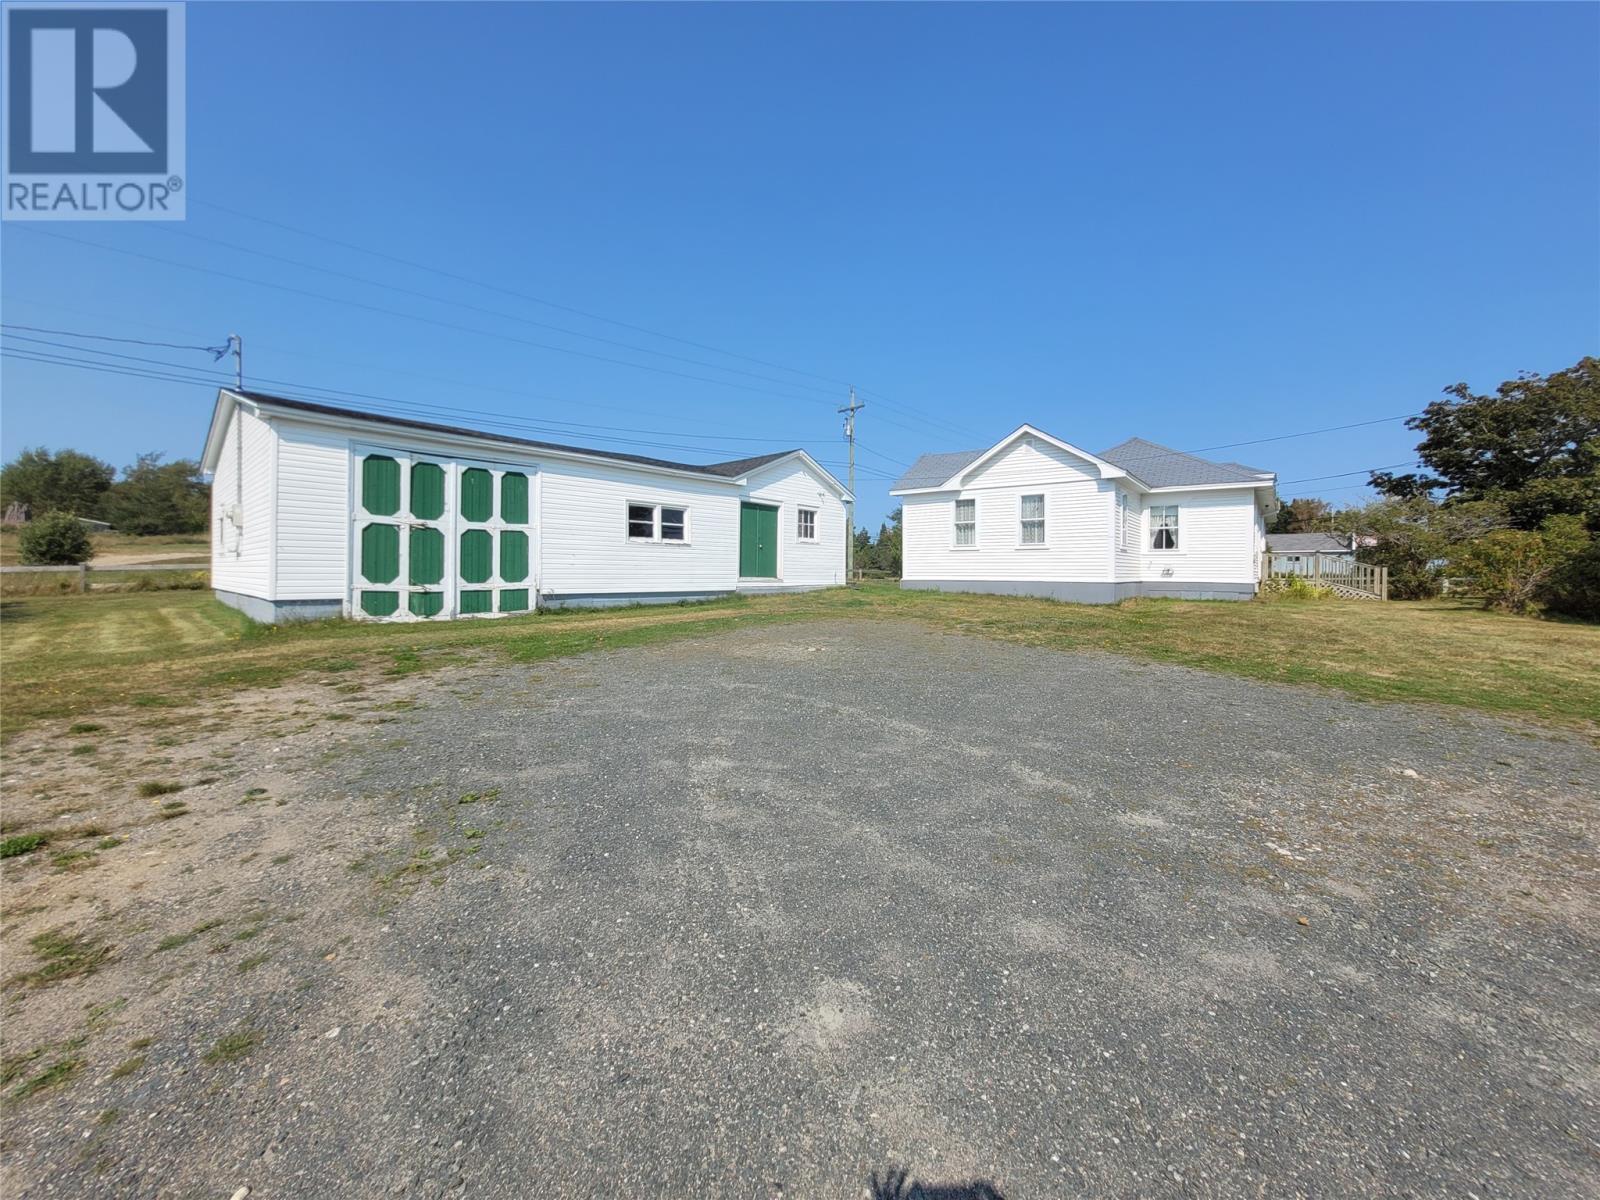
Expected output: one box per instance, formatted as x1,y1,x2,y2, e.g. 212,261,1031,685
0,530,209,566
2,584,1596,736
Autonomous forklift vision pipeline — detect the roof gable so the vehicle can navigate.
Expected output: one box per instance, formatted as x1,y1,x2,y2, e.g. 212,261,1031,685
889,425,1124,493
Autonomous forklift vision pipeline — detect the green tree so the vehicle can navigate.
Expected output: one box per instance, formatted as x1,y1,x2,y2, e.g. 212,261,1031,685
1372,357,1600,529
0,447,115,519
103,454,209,536
1457,515,1590,615
1336,496,1509,600
17,510,95,565
1269,497,1332,534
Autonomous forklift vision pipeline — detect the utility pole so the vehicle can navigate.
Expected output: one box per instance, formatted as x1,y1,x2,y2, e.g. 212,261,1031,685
839,387,865,581
229,333,243,391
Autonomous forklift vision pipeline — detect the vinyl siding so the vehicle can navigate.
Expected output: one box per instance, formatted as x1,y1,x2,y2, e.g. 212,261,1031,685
902,479,1114,582
1113,485,1141,582
960,435,1098,490
209,406,275,598
538,460,739,597
1137,489,1259,584
740,459,846,586
273,421,350,600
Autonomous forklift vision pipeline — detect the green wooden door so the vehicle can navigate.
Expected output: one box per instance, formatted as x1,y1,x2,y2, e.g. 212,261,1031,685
739,503,778,578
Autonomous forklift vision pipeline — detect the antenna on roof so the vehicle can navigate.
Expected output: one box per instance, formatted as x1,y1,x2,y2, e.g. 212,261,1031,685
839,386,865,580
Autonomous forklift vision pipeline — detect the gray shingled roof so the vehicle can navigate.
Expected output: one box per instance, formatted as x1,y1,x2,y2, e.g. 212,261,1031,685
890,449,987,491
1266,532,1352,555
237,391,803,482
891,432,1276,492
1097,437,1273,488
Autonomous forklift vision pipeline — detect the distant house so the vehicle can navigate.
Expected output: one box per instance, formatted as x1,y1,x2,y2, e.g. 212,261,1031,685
1265,532,1354,576
200,390,851,623
890,426,1278,603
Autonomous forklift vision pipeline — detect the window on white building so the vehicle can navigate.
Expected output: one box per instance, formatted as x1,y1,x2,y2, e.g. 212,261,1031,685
1151,504,1179,550
954,498,976,546
797,507,817,541
1020,494,1046,545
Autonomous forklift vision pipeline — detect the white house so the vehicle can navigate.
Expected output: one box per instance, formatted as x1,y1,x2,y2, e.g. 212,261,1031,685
891,426,1277,602
201,390,851,623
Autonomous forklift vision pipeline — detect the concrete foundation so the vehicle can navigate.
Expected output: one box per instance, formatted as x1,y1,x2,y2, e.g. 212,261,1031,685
900,579,1256,603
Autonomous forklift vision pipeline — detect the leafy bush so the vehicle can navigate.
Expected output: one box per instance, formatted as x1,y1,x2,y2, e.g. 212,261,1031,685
17,511,94,565
1543,537,1600,621
1458,515,1590,615
1266,576,1334,601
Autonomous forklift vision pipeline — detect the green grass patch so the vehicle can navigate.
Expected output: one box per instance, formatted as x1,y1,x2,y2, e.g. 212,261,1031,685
96,836,124,850
135,780,184,797
109,1055,145,1079
11,1056,83,1099
0,832,48,858
67,722,105,734
11,929,112,986
202,1027,262,1065
237,952,270,973
152,919,224,953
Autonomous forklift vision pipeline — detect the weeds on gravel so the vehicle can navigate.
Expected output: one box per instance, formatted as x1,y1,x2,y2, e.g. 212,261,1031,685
203,1027,262,1065
136,781,183,798
237,953,270,973
152,919,224,953
11,1055,83,1099
157,801,190,820
0,832,48,858
11,929,112,986
96,836,123,850
50,848,96,872
66,723,104,734
110,1055,145,1079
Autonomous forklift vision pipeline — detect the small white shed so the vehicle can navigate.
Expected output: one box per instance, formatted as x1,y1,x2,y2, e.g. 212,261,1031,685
200,390,851,623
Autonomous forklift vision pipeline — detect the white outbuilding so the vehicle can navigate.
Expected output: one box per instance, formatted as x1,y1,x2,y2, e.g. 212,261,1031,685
891,425,1278,602
201,390,851,623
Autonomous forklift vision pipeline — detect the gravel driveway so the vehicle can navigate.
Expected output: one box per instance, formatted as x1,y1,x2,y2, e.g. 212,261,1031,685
5,619,1597,1199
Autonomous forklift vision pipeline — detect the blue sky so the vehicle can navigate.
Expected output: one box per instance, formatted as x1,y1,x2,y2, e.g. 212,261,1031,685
3,2,1596,527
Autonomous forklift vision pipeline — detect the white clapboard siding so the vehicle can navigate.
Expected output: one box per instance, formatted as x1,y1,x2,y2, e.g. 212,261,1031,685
901,479,1113,582
1137,489,1258,584
1113,485,1141,582
741,458,846,586
272,423,352,600
538,459,740,597
209,406,275,598
960,435,1098,490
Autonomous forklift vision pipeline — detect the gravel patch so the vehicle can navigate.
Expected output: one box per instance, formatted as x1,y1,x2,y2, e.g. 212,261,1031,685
3,619,1597,1198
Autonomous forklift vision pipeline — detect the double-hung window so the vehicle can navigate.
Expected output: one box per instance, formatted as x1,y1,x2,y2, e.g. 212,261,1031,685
660,506,686,541
1020,494,1046,545
1115,492,1128,550
627,503,655,540
797,507,817,541
628,503,689,542
954,498,976,547
1151,504,1179,550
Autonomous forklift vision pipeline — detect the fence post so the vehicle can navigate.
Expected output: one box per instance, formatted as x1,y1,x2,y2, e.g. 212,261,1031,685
1380,566,1388,602
79,563,89,594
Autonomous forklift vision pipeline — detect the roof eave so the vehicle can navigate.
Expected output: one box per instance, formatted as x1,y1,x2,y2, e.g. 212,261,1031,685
941,424,1129,490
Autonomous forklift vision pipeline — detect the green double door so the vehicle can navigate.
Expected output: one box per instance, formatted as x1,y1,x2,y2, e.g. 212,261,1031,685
739,503,778,578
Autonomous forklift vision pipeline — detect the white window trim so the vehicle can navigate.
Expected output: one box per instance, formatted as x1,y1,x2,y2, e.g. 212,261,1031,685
1149,503,1180,553
952,496,977,551
1017,492,1048,549
796,506,818,542
625,500,692,545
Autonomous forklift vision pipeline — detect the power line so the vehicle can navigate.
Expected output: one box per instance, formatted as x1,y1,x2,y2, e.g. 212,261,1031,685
10,227,851,408
0,322,224,355
194,197,858,391
153,224,855,401
1184,413,1420,454
1,328,822,448
1278,461,1422,485
0,349,828,463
